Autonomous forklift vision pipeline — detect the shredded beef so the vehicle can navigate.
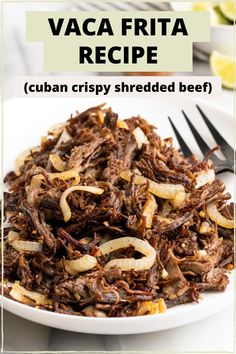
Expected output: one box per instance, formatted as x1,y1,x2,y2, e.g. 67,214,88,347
2,104,234,317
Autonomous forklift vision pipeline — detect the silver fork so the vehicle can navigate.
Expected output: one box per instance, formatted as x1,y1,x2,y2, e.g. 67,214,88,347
168,105,234,174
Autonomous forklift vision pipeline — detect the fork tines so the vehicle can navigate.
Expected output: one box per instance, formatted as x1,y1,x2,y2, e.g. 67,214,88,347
196,105,234,160
168,105,234,174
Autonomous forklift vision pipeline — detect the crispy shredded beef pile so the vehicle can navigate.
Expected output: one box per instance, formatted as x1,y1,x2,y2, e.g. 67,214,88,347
2,104,234,317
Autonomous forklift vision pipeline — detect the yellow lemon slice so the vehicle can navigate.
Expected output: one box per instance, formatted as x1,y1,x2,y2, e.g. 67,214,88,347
210,51,236,89
191,2,228,24
219,2,236,21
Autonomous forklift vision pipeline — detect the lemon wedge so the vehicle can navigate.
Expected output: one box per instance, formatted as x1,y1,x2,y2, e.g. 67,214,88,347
210,51,236,89
191,2,212,11
219,2,236,21
191,2,228,25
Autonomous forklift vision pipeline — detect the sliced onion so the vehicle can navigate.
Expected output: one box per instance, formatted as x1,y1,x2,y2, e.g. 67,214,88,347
206,202,234,229
31,174,44,188
7,230,19,243
170,191,186,209
12,240,42,252
79,237,93,246
10,282,52,305
195,169,215,189
60,185,104,222
117,120,129,130
48,169,80,186
133,168,142,175
158,298,167,313
157,216,173,224
97,110,104,124
133,127,149,149
10,287,31,304
138,298,166,316
84,167,97,179
15,149,33,176
142,194,157,228
26,174,45,204
49,154,66,172
120,170,185,199
47,122,65,137
82,305,107,317
199,221,212,234
45,128,71,170
98,237,156,271
198,250,207,257
161,269,169,279
64,255,97,275
40,136,48,145
56,128,71,146
159,200,172,217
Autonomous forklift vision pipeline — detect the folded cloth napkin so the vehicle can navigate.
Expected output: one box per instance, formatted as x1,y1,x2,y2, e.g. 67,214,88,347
71,1,171,11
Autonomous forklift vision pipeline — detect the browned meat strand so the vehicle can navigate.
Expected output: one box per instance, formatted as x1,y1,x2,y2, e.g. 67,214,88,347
2,104,234,317
162,251,189,299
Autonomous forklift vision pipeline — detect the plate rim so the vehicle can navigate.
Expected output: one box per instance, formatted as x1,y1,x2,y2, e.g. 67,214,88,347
2,96,234,334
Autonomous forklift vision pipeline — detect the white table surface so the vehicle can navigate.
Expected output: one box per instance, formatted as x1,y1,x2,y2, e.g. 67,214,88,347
2,62,235,353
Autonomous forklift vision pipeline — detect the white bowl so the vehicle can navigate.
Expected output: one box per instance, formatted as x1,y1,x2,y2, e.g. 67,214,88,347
171,2,234,56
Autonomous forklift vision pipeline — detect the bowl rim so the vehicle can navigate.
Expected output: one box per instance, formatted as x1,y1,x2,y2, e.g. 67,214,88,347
211,23,234,30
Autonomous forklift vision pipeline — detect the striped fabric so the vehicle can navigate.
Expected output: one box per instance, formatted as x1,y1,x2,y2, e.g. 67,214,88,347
71,2,171,11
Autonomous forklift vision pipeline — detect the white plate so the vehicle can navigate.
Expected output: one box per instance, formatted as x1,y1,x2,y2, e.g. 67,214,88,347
2,97,234,334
